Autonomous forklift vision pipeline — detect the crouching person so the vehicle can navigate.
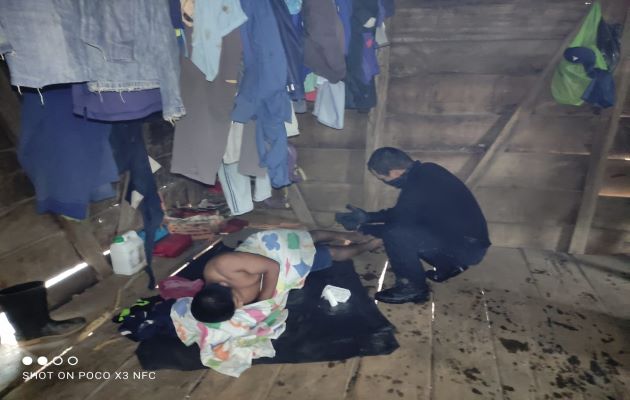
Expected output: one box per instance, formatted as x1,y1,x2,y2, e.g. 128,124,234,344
335,147,491,305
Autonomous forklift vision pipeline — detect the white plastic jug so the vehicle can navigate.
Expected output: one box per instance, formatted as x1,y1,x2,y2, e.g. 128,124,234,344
110,231,147,276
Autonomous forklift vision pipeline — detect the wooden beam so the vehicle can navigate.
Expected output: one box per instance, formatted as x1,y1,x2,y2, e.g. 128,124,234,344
0,63,20,145
569,6,630,254
58,217,112,280
464,9,590,188
363,44,392,211
115,172,136,235
287,184,316,227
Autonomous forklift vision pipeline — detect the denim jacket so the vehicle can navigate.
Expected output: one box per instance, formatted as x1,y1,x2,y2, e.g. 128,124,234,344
0,21,12,54
0,0,184,121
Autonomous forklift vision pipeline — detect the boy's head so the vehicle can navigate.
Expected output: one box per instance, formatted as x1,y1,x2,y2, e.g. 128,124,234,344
191,283,236,323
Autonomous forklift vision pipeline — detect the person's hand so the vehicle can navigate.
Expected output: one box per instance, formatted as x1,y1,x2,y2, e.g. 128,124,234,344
335,204,369,230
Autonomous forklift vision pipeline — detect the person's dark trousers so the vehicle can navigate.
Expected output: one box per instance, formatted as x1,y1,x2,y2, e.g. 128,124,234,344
109,121,165,289
380,225,437,291
379,224,488,289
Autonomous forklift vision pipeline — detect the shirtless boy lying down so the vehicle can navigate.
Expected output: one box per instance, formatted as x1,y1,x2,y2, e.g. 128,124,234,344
190,229,382,323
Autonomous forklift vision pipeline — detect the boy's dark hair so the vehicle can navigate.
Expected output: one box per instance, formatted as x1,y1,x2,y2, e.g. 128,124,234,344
367,147,413,175
190,283,236,323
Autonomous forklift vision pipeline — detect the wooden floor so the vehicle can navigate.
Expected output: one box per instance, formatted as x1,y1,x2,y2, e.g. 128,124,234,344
1,240,629,400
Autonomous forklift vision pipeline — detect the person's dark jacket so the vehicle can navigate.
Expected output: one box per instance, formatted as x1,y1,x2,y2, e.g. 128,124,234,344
364,161,491,248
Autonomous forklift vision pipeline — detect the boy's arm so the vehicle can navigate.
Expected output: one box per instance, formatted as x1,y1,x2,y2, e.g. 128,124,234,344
258,265,280,301
240,257,280,301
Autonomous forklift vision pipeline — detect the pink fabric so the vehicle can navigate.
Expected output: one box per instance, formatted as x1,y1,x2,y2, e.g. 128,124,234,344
305,89,317,102
158,276,204,299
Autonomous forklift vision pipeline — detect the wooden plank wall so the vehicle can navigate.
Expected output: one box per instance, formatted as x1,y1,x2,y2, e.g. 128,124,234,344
290,0,630,253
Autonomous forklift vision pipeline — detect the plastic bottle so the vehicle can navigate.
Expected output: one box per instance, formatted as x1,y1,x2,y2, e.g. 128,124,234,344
110,231,147,275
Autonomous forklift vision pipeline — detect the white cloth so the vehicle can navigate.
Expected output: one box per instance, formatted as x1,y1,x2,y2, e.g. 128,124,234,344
223,122,244,164
191,0,247,81
218,161,271,216
376,22,389,47
285,102,300,137
313,78,345,129
223,105,299,164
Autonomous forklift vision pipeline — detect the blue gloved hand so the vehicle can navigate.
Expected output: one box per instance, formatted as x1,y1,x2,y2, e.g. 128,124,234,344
335,204,369,231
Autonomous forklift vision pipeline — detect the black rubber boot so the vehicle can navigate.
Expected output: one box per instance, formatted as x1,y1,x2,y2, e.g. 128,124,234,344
0,281,86,344
375,284,430,304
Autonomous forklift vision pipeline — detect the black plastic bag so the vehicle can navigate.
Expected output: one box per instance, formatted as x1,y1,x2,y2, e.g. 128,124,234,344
597,19,622,72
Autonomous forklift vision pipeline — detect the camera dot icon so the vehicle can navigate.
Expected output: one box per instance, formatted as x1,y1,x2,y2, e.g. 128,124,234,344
37,356,48,366
21,356,33,366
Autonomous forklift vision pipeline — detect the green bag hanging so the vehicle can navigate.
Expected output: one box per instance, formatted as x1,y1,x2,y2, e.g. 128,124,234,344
551,2,609,106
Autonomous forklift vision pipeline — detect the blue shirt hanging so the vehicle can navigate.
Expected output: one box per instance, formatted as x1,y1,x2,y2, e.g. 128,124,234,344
232,0,292,188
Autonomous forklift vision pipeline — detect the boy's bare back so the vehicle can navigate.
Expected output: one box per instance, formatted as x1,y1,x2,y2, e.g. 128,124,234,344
203,252,280,306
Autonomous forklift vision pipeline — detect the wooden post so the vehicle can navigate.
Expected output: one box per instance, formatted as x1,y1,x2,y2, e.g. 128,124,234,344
115,172,136,235
0,64,20,145
569,64,630,252
58,217,112,280
363,44,392,211
287,184,316,227
568,7,630,254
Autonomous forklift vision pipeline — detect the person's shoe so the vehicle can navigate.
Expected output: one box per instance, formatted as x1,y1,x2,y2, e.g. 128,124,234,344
426,265,469,283
375,284,430,304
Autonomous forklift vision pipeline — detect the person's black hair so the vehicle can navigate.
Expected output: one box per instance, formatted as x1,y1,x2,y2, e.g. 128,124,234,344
367,147,413,175
190,283,236,323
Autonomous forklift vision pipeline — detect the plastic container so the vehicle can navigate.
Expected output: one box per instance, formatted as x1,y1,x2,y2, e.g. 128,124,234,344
110,231,147,276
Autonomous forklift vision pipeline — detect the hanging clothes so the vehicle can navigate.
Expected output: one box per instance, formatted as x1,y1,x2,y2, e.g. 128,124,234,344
171,27,243,185
563,47,615,108
218,162,272,216
313,78,346,130
302,0,346,83
223,123,245,165
223,104,300,166
361,32,380,84
109,121,165,290
336,0,353,55
345,0,379,111
0,22,11,54
232,0,292,189
72,85,162,122
270,0,305,102
190,0,247,82
380,0,395,18
18,86,118,220
83,0,184,121
0,1,90,87
237,122,271,178
284,0,302,15
0,0,184,121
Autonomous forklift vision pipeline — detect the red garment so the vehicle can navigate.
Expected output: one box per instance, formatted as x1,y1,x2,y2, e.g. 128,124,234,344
158,276,204,299
153,234,193,257
219,218,249,234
